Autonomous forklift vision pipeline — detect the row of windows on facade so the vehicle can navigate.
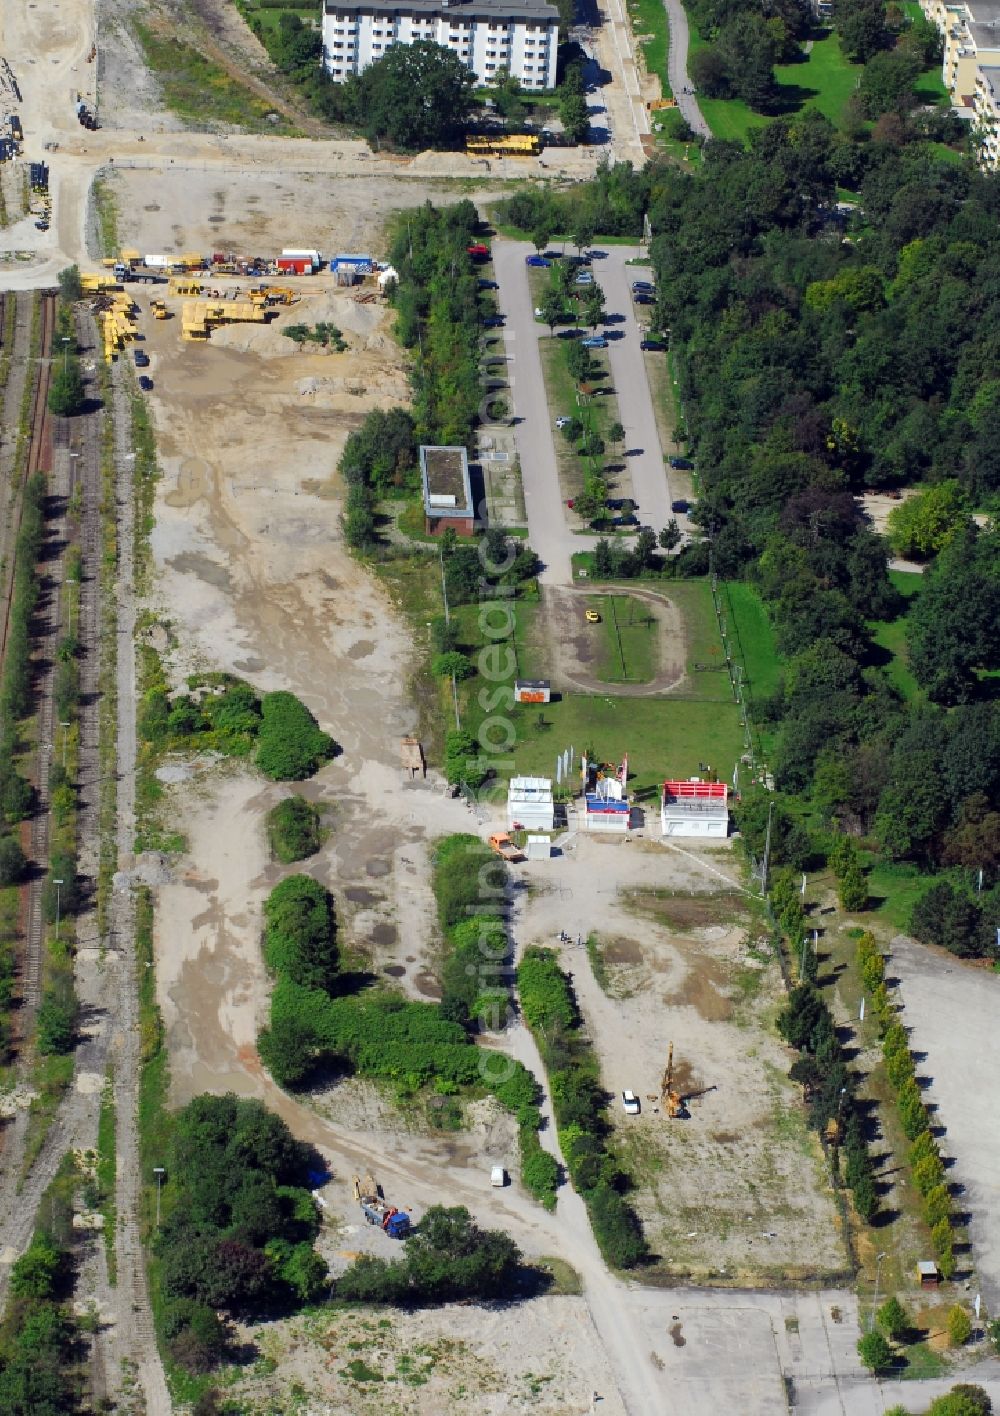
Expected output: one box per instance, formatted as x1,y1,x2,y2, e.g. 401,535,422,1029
329,15,550,29
328,54,549,71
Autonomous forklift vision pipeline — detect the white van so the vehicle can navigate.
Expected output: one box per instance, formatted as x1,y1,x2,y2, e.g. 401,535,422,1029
490,1166,508,1187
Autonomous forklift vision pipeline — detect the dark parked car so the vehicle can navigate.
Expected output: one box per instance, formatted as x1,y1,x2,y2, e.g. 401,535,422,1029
478,278,499,290
669,456,693,470
525,254,551,267
134,349,150,367
138,375,153,392
671,498,690,513
640,338,665,351
634,293,655,306
482,315,504,328
632,280,655,294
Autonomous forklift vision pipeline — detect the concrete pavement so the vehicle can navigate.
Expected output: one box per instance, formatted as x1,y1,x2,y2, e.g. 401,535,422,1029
663,0,712,139
492,239,579,586
597,246,677,535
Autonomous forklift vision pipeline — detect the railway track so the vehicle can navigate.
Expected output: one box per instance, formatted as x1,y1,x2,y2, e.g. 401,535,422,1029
21,290,58,1010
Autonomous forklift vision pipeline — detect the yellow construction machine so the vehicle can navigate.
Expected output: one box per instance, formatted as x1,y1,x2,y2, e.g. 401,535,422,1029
661,1042,684,1118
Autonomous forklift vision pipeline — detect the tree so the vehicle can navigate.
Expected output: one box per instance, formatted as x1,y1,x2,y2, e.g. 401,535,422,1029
908,526,1000,703
432,650,474,681
256,691,337,781
886,481,970,560
947,1305,973,1348
572,219,596,258
531,221,553,256
267,796,321,864
659,520,681,551
857,1329,893,1372
877,1295,909,1340
263,874,337,991
0,834,26,885
559,88,590,145
538,287,565,334
839,861,869,911
581,286,606,330
635,526,658,569
858,49,922,118
608,421,625,453
837,0,890,62
57,265,83,302
36,979,79,1054
47,357,86,417
347,41,476,151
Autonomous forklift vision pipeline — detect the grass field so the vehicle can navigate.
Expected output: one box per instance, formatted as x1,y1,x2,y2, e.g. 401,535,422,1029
593,594,659,683
445,582,743,794
866,859,938,931
538,341,629,511
690,23,949,145
626,0,671,95
134,22,299,132
869,570,923,701
723,581,781,702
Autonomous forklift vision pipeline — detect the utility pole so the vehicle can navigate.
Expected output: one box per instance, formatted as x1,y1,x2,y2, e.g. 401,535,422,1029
154,1167,165,1227
761,800,774,895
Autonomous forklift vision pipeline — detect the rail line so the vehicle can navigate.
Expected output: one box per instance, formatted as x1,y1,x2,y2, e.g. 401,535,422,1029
22,290,58,1010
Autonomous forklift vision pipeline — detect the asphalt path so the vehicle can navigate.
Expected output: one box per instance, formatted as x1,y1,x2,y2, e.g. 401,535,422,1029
492,239,579,586
596,246,676,535
662,0,712,139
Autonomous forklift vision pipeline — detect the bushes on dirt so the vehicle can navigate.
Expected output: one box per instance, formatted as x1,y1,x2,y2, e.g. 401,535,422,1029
516,947,647,1267
266,795,322,863
337,1204,522,1304
777,982,878,1222
262,875,337,991
2,474,46,724
138,652,337,783
256,691,337,781
154,1094,327,1369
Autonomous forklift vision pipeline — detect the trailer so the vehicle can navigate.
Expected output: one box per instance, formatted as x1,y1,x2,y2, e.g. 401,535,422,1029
352,1174,410,1239
277,257,313,276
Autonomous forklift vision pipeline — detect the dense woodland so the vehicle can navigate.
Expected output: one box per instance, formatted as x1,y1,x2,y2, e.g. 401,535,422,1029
643,123,1000,949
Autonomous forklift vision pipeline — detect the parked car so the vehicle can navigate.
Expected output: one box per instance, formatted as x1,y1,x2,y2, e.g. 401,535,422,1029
556,416,573,428
622,1090,641,1115
668,455,693,469
525,254,551,267
482,315,504,328
671,498,690,513
138,375,153,391
581,335,607,348
479,278,499,290
133,349,150,367
640,338,665,351
634,293,655,306
632,280,655,294
575,271,595,286
585,609,601,623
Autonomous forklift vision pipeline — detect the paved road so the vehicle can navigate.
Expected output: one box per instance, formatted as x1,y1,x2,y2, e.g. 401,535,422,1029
596,246,676,535
492,240,578,586
662,0,712,138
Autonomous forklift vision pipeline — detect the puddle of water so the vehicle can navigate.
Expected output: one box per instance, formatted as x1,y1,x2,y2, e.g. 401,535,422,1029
414,970,441,1000
345,886,379,906
370,923,397,948
365,859,390,879
669,1322,685,1348
383,965,405,978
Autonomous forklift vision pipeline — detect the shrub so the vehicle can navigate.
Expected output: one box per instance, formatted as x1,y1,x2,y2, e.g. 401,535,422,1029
263,875,337,991
521,1142,559,1210
947,1305,972,1347
898,1078,929,1140
877,1295,909,1340
432,651,474,681
586,1180,647,1269
913,1151,945,1196
857,1329,893,1373
839,862,869,911
924,1183,951,1228
267,795,321,863
36,979,79,1054
0,834,27,885
256,691,337,781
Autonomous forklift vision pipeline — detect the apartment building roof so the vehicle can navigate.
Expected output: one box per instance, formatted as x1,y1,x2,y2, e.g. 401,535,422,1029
979,62,1000,98
324,0,558,18
965,0,1000,46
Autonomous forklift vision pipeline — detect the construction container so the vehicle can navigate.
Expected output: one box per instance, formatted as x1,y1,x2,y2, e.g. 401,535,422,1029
277,257,312,275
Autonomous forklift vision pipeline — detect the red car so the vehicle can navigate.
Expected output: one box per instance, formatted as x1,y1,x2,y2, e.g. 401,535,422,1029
567,498,575,509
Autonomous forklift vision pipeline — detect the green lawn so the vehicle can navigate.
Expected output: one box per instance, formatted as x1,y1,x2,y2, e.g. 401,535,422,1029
538,340,628,509
869,570,923,702
866,859,938,931
593,594,659,683
626,0,671,96
134,22,298,131
692,23,950,144
723,581,781,701
449,582,742,793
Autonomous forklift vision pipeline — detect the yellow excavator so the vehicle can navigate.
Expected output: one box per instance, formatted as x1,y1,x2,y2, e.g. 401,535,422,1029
661,1041,684,1118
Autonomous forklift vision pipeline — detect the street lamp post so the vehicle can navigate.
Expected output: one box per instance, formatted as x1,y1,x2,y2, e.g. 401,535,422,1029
871,1250,888,1330
154,1167,166,1227
53,878,64,942
61,335,71,372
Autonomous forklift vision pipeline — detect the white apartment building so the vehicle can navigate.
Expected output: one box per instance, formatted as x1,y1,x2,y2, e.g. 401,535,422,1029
920,0,1000,107
322,0,559,89
973,63,1000,166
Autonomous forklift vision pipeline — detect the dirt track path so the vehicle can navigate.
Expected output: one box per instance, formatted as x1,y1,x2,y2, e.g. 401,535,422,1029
543,582,688,696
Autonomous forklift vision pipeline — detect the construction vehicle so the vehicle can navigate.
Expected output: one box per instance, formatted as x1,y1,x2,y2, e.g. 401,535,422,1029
661,1042,684,1119
151,300,169,319
465,133,541,158
488,833,524,863
647,97,678,112
250,284,297,307
352,1174,410,1239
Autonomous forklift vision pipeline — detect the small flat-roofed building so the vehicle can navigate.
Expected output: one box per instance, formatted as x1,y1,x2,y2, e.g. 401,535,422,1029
420,445,475,536
507,776,554,831
514,679,551,704
661,780,729,839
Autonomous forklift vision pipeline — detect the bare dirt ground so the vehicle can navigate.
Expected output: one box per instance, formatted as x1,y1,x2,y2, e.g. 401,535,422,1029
95,163,508,267
512,844,848,1285
227,1295,628,1416
543,584,687,696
